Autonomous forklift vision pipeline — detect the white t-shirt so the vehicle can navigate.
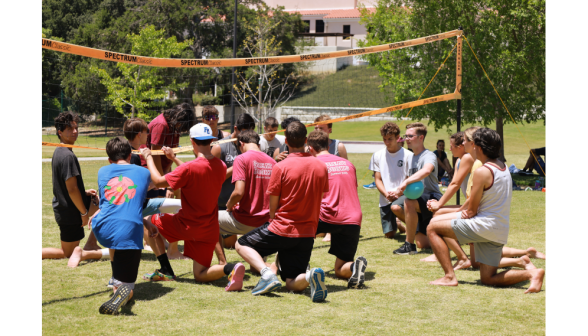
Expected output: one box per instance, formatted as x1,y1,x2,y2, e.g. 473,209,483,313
259,135,284,156
369,147,413,207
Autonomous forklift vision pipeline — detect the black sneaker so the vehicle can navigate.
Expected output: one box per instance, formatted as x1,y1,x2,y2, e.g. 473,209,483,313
393,242,417,255
348,256,368,289
99,284,132,315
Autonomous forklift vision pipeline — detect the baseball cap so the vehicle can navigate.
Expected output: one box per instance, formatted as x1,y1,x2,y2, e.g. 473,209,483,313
189,123,216,140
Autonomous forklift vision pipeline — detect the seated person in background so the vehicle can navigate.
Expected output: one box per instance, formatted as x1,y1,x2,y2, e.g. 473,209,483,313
427,128,545,293
434,139,453,180
521,147,546,176
273,116,301,162
259,117,285,157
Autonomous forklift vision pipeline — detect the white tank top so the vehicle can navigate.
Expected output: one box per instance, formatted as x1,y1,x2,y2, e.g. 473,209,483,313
465,162,512,244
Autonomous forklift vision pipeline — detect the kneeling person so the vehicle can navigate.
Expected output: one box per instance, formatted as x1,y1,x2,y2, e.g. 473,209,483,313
307,130,367,289
235,121,330,302
92,137,158,315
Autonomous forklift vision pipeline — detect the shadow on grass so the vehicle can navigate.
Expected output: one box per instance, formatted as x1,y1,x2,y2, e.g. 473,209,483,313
313,235,383,250
173,271,252,289
42,289,111,306
118,282,176,316
457,279,543,292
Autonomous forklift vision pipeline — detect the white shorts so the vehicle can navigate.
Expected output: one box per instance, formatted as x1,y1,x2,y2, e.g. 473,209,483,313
218,211,258,236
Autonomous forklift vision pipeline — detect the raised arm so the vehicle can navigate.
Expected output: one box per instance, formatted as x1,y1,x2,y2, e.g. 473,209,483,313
140,148,170,188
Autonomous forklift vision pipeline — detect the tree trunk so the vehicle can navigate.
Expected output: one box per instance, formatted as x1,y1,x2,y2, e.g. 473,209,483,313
496,115,506,162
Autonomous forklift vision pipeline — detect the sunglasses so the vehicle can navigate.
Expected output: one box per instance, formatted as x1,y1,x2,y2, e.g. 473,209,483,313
403,134,418,139
204,114,219,121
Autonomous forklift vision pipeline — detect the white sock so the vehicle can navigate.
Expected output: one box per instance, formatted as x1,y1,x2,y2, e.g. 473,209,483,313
305,269,311,282
261,267,273,280
100,248,110,259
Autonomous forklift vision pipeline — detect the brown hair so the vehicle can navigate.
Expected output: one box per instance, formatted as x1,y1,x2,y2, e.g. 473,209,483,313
450,132,464,146
285,121,307,148
54,112,80,140
472,128,501,159
237,130,260,146
202,105,218,116
106,136,132,161
123,118,148,141
264,117,279,128
406,122,427,138
314,114,332,128
307,130,329,152
464,126,481,142
380,122,400,137
192,138,213,146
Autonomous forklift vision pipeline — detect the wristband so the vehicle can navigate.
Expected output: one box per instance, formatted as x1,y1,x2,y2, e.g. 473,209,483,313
81,209,89,217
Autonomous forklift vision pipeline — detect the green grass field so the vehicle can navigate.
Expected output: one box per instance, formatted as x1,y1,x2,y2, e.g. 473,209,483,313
42,154,545,335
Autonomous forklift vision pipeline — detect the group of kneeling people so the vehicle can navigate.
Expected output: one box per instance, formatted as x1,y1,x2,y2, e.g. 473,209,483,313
370,122,545,293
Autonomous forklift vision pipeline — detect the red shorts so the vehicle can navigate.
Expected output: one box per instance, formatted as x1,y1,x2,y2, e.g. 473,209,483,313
150,214,216,268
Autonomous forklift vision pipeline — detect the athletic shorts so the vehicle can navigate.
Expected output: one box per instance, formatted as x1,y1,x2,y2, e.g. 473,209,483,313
379,196,406,234
150,214,216,268
316,220,360,262
112,249,142,289
53,198,91,242
397,195,438,236
142,198,166,217
238,222,314,281
451,217,504,267
218,211,258,236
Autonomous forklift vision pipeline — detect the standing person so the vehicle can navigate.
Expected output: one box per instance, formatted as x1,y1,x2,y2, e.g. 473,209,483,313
427,128,545,293
146,103,195,259
390,122,443,255
235,121,330,302
434,140,453,181
273,116,301,162
140,124,246,289
92,137,158,315
259,117,284,157
369,122,412,239
217,130,277,290
202,105,230,140
307,130,367,289
42,112,108,267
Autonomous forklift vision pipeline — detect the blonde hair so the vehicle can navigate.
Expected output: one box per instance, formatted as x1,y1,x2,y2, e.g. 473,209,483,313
314,114,332,128
464,126,481,142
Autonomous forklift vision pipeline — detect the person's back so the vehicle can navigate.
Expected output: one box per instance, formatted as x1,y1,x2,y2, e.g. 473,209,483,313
232,149,276,225
267,152,329,237
470,162,512,244
316,154,361,225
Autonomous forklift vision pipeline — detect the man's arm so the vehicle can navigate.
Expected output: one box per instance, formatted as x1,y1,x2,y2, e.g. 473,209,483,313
274,147,288,162
162,146,183,167
398,163,434,193
337,143,348,160
226,180,245,211
269,194,279,219
65,176,90,226
140,148,170,188
225,166,233,180
211,144,222,159
462,167,490,219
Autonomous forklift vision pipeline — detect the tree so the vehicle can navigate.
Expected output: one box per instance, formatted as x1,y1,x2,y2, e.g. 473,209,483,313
358,0,545,161
91,25,192,119
232,5,307,131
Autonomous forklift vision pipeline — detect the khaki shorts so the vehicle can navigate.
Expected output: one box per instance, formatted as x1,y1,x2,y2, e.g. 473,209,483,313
218,211,257,236
451,216,504,267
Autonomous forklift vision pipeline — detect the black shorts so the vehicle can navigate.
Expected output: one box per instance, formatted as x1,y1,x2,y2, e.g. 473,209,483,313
398,195,439,236
112,249,142,283
316,220,360,262
54,206,87,243
238,222,314,281
532,147,546,156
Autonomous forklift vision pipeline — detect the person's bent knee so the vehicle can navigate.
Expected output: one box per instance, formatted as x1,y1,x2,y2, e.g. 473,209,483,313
391,205,403,215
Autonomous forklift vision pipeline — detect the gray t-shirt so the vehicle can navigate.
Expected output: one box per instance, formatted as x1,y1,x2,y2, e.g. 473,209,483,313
218,135,241,209
259,135,284,157
408,149,442,201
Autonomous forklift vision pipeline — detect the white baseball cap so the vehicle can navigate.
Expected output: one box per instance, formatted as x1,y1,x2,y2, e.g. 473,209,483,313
189,123,216,140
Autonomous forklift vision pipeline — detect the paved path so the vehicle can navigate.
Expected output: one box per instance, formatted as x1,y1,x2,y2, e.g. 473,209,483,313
41,141,384,162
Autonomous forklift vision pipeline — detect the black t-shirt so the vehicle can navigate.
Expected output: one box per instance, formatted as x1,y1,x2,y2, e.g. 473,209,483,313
433,150,448,178
52,147,90,223
130,153,143,166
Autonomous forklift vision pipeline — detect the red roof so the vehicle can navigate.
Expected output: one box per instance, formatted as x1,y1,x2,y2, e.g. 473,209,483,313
286,8,375,19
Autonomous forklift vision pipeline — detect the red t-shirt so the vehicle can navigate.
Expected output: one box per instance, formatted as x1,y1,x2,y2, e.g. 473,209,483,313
147,114,180,173
267,152,329,238
165,157,227,242
231,150,276,227
316,154,362,226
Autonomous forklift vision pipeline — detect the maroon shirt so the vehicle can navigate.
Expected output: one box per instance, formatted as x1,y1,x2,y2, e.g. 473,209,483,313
146,114,180,173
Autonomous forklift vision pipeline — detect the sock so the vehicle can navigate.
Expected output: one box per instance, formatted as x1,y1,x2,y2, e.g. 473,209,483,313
157,254,175,277
410,243,417,249
223,263,235,276
305,269,312,282
350,263,355,275
260,267,273,280
100,248,110,259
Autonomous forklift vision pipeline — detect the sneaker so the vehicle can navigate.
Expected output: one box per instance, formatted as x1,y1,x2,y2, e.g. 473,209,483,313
106,277,114,288
252,273,282,296
348,256,368,289
99,284,132,315
225,263,245,292
363,182,377,189
309,268,327,302
393,241,417,255
142,269,175,281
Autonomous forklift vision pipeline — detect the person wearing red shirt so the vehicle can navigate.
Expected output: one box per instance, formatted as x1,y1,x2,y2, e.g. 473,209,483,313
307,130,367,289
140,123,246,291
235,121,330,302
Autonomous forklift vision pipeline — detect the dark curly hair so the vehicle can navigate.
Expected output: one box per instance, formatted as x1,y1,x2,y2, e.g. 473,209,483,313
472,128,501,159
163,103,195,134
54,112,80,140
